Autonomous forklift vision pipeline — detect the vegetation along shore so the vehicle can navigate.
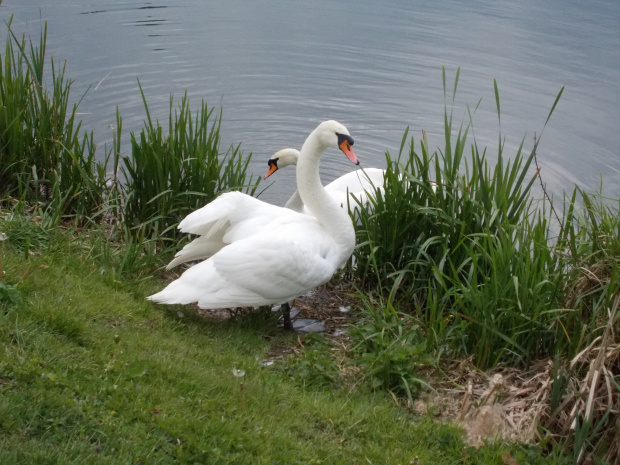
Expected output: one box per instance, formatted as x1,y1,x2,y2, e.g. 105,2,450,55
1,20,618,464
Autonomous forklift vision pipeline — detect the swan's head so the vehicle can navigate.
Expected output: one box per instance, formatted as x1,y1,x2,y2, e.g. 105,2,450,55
310,120,359,166
264,148,300,179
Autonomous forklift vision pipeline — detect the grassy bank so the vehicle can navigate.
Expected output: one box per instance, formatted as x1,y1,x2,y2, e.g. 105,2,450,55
0,228,567,464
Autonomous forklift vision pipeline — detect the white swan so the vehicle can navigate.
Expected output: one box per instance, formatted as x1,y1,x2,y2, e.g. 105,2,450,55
262,148,384,328
264,148,385,213
148,120,359,313
163,148,379,270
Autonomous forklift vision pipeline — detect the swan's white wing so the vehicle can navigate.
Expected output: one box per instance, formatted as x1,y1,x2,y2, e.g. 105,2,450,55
149,220,337,308
325,168,385,194
167,192,308,269
323,168,385,209
178,191,266,236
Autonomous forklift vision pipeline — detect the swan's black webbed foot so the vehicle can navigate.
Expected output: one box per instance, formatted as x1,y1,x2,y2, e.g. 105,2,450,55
281,302,294,331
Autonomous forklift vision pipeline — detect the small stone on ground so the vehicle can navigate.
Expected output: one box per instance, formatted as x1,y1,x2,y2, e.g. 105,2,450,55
292,319,326,333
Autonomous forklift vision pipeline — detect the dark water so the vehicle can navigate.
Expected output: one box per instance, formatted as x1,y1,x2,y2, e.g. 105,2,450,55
2,0,619,204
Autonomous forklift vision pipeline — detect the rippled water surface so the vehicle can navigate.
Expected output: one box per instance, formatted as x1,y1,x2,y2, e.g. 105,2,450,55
1,0,619,203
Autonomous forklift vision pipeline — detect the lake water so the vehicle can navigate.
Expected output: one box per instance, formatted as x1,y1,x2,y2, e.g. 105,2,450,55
1,0,619,204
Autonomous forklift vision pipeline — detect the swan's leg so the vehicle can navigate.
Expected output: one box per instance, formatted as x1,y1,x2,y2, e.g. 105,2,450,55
281,302,294,331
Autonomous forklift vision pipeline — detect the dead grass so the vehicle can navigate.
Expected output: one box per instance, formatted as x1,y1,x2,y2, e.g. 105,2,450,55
412,298,619,464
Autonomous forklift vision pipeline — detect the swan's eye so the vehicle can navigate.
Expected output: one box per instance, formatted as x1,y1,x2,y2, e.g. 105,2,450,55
337,133,354,149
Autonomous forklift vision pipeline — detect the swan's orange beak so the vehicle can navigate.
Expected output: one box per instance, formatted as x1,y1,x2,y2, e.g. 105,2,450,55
339,139,359,165
264,159,278,179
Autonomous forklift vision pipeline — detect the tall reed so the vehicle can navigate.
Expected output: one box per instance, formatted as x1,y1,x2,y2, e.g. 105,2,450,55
0,19,104,220
121,83,260,247
352,69,566,368
555,186,620,355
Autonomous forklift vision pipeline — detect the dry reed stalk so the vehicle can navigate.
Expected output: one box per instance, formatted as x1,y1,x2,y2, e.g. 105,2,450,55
417,306,618,463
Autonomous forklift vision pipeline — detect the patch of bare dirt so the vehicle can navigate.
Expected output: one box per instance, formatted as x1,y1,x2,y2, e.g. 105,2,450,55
292,281,359,333
189,281,359,334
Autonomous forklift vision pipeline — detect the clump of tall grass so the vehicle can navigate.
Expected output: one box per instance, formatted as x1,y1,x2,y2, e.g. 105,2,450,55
0,19,105,221
352,69,566,369
353,72,547,297
120,83,260,249
87,88,261,277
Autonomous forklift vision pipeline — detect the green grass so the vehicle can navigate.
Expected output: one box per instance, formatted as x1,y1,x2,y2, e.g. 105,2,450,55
0,225,569,464
351,70,570,369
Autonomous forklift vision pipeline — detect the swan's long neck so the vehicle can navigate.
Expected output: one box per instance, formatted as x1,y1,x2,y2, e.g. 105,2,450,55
296,131,355,264
284,189,304,212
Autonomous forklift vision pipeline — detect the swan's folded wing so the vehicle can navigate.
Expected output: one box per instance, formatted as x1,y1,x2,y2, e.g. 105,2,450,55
178,192,267,236
212,229,335,299
220,207,310,244
168,192,307,269
325,168,385,207
151,225,337,309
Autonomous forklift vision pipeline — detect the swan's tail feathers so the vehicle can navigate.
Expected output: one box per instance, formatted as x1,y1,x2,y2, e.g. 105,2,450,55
166,232,227,270
179,216,228,238
147,279,270,309
147,278,204,306
178,192,247,236
149,260,215,305
147,258,281,309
